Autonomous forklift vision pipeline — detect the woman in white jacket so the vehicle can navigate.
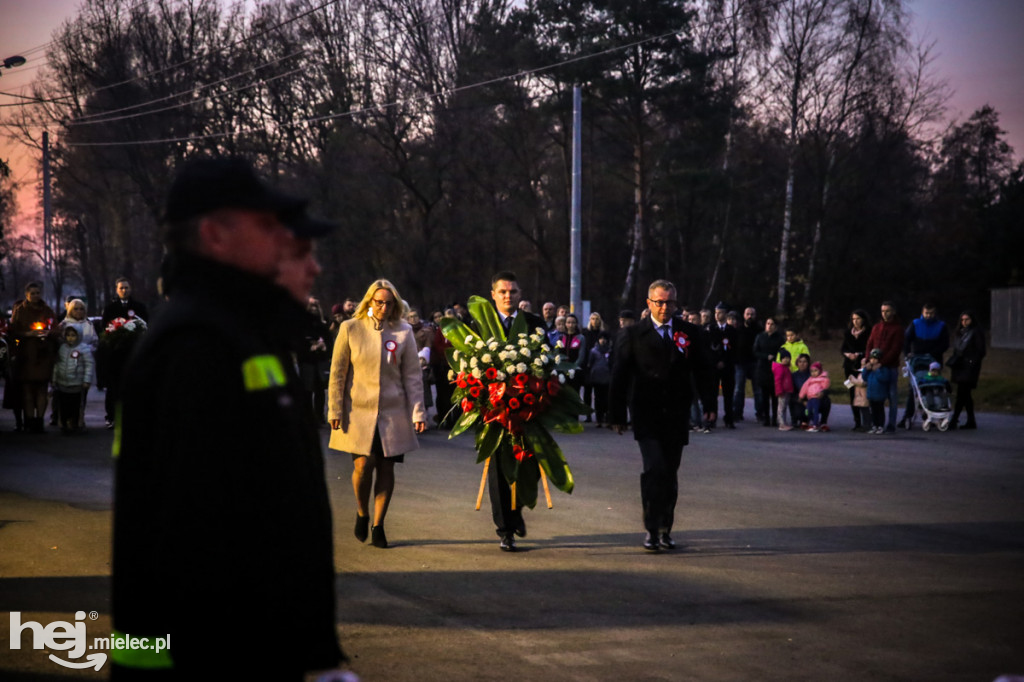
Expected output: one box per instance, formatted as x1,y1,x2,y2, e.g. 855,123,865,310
328,279,427,548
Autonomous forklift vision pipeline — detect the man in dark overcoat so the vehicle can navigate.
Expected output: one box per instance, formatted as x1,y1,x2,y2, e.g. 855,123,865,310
609,279,714,551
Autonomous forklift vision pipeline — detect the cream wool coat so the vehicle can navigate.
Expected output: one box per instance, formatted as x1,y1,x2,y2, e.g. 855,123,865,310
327,314,427,457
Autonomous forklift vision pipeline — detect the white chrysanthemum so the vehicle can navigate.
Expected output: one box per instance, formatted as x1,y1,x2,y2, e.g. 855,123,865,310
568,369,576,379
470,357,479,368
488,341,499,351
506,365,517,375
475,341,485,350
495,371,506,381
464,335,474,344
518,338,528,346
459,359,468,372
541,344,550,352
471,368,483,379
558,374,566,384
520,348,531,358
516,362,528,374
453,349,461,361
519,332,527,338
540,354,549,364
482,353,492,364
531,332,544,343
532,358,544,367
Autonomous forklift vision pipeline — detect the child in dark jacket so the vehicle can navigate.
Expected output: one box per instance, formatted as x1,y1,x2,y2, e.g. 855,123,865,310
790,353,812,428
862,349,891,435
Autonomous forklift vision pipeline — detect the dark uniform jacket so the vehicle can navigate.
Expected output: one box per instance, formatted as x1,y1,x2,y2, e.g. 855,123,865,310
609,316,714,441
111,254,343,679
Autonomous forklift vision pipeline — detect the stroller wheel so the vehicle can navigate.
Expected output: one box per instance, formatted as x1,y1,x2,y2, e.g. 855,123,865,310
938,418,950,432
922,421,932,432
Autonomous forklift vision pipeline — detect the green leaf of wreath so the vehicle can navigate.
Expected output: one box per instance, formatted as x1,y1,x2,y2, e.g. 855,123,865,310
467,295,505,343
476,422,504,464
525,423,575,494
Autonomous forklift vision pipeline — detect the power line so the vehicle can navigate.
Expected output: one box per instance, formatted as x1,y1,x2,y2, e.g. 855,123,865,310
67,48,307,124
0,0,344,111
66,26,691,148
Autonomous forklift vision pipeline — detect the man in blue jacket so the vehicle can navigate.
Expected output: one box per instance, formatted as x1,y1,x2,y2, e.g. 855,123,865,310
898,302,950,428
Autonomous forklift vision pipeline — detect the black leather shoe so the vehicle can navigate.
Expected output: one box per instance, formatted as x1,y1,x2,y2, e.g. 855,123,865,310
354,514,369,543
643,533,659,551
514,520,527,538
659,533,676,550
371,525,388,548
499,534,516,552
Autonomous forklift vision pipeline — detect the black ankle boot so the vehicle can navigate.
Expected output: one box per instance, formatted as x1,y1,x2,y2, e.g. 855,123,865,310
371,525,388,548
354,514,369,542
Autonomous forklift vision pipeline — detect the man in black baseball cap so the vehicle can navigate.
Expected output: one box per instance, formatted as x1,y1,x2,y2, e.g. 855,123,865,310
111,156,352,679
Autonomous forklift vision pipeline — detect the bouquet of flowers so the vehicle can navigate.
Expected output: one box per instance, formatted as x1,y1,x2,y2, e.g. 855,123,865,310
102,316,147,353
441,295,589,509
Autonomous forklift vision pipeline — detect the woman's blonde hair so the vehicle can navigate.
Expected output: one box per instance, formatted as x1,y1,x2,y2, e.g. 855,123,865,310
66,298,87,318
353,279,407,323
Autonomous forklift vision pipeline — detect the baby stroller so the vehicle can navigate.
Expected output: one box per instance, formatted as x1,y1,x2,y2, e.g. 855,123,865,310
903,354,953,431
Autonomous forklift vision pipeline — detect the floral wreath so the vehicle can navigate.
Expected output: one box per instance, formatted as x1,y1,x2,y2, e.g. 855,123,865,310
441,296,589,509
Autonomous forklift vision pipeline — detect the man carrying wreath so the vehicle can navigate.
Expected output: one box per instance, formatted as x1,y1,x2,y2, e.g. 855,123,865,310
486,271,546,551
609,279,715,551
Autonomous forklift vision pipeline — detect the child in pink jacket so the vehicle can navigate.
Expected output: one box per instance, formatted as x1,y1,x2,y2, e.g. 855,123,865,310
773,349,796,431
799,361,831,432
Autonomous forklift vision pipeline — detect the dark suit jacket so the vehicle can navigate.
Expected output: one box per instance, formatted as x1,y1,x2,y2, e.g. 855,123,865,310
484,308,545,338
609,316,714,442
707,323,738,367
102,297,151,327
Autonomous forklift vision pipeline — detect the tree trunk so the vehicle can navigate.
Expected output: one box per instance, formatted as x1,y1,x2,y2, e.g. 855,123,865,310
620,142,646,307
776,147,796,314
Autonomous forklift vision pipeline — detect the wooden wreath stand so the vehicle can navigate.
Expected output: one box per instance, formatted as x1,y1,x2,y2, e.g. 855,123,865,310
475,457,553,510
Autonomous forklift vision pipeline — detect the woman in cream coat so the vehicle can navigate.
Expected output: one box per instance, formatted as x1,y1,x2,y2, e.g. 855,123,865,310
328,279,427,548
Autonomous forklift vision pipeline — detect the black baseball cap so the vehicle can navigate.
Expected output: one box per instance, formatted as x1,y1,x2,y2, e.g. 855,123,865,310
164,156,308,224
285,211,337,238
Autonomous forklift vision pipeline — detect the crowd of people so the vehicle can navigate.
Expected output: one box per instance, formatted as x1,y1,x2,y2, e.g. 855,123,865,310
0,284,991,441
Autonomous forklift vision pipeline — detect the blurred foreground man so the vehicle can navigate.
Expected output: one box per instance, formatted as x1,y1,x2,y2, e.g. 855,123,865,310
609,279,713,551
111,157,351,680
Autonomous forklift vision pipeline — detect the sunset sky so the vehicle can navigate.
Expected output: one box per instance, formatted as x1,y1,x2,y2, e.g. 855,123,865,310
2,0,1023,232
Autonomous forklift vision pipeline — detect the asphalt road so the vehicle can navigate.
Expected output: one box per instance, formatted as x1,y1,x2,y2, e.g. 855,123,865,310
1,389,1022,681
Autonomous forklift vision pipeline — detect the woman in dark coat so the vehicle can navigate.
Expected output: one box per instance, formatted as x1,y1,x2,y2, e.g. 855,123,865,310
840,309,871,430
752,317,784,426
9,282,58,433
948,310,986,429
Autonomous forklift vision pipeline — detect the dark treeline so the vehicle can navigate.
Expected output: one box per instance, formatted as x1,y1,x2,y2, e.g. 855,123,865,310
1,0,1021,328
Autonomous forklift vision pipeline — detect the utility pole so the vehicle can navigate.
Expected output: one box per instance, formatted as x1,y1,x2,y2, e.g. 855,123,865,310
569,86,582,315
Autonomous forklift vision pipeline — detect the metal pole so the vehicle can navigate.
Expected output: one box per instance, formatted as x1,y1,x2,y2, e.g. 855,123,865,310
569,86,582,315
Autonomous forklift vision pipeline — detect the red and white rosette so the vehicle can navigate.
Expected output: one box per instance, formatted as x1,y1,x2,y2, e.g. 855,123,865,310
569,335,581,349
385,339,398,365
673,330,690,356
70,350,81,359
